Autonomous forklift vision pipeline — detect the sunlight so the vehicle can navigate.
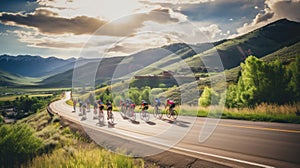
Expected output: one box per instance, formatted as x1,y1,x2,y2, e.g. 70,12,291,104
43,0,143,21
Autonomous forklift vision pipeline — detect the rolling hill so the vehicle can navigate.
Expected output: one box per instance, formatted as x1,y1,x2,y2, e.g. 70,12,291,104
185,19,300,70
0,55,76,77
0,69,41,87
40,19,300,88
1,19,299,88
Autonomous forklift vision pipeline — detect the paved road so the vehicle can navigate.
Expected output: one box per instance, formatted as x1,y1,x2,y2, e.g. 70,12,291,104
50,92,300,167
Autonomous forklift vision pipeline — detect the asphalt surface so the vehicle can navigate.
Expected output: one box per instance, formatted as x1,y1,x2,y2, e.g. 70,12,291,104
50,92,300,168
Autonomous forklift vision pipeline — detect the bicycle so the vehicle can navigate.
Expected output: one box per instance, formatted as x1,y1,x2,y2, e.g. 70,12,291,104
120,103,127,118
166,108,178,120
107,109,114,124
153,105,162,119
93,106,98,119
98,111,104,124
127,104,136,121
140,108,150,122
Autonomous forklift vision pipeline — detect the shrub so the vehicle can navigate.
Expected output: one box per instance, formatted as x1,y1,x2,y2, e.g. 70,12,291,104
0,124,43,167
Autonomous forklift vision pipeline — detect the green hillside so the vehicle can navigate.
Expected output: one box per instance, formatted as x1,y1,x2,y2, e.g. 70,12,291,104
5,19,300,89
224,41,300,84
185,19,300,70
0,70,41,87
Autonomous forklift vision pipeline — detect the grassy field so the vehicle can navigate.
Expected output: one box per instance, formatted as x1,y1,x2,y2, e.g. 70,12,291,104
178,103,300,124
0,94,53,101
0,87,70,93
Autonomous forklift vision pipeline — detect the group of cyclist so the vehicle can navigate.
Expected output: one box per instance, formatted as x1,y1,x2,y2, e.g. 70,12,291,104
120,98,176,116
72,96,176,123
94,99,113,122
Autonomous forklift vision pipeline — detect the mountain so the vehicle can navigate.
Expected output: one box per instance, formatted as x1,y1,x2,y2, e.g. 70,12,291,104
0,55,76,77
1,19,300,88
185,19,300,70
0,69,41,87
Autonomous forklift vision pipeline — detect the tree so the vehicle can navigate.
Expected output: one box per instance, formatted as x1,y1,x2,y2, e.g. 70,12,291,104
289,55,300,100
225,85,238,108
199,87,220,107
129,87,141,104
226,56,293,107
141,86,151,103
237,56,264,106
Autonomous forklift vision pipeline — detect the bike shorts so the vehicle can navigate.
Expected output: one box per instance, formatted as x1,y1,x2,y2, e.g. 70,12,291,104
99,105,104,110
107,106,113,111
170,104,175,109
143,105,149,110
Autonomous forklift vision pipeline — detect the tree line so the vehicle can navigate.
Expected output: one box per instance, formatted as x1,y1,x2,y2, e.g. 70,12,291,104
199,55,300,108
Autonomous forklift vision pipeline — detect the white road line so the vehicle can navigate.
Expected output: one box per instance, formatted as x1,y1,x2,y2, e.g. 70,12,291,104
173,146,275,168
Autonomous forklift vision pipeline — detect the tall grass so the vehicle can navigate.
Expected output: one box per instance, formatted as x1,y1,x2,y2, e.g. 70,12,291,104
0,124,43,167
25,145,144,168
178,103,300,123
16,109,145,167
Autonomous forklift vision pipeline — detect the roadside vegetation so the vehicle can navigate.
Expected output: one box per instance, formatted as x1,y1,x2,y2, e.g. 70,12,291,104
0,93,145,167
195,55,300,123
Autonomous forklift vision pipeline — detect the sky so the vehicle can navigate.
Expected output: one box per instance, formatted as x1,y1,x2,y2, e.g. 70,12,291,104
0,0,299,59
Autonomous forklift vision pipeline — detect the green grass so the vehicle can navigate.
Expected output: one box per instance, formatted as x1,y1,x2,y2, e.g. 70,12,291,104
14,107,145,167
25,145,144,168
0,94,53,101
177,103,300,124
0,70,43,86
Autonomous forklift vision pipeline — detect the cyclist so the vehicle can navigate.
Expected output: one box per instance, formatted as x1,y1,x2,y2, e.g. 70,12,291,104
154,98,161,108
97,99,105,118
125,98,131,111
72,98,77,112
86,99,91,112
78,99,83,113
93,101,98,119
140,100,149,111
165,99,175,115
106,100,113,120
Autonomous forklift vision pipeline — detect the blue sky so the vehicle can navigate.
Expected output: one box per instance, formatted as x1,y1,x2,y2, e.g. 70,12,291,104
0,0,299,59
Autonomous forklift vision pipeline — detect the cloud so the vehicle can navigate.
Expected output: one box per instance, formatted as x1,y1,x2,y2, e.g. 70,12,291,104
105,33,180,56
267,0,300,21
93,8,183,36
252,7,274,24
0,9,107,35
0,7,181,37
140,0,214,5
10,30,87,49
237,0,300,35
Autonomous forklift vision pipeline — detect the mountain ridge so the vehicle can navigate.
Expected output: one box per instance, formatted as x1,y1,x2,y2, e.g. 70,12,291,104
1,19,299,88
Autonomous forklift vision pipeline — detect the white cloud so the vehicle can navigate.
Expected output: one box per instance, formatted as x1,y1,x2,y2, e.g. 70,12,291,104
139,0,214,5
236,0,300,35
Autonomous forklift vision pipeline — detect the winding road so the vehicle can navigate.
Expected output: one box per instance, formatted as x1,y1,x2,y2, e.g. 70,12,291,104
49,92,300,167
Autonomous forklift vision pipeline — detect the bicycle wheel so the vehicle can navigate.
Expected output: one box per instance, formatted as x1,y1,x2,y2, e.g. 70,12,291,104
156,109,162,119
172,110,178,120
99,112,104,123
110,113,114,123
144,110,150,122
140,111,144,120
121,105,126,116
130,109,136,121
153,108,157,118
166,110,171,118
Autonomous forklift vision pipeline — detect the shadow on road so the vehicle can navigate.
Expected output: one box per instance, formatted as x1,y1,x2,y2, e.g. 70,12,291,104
130,119,140,125
161,118,190,128
96,122,106,127
146,121,156,125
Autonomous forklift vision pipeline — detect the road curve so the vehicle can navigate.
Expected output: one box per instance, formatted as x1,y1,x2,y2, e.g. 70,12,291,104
49,92,300,168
